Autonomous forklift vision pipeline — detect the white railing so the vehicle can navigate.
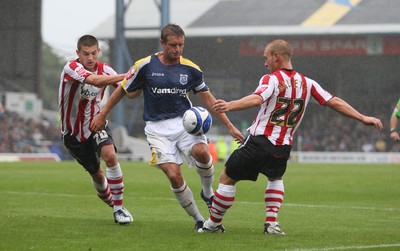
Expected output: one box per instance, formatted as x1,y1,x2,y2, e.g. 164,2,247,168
290,151,400,164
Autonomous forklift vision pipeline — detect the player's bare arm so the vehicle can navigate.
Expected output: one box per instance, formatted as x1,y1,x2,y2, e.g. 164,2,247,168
90,85,126,131
213,94,263,112
326,97,383,130
125,89,142,99
85,74,126,87
197,92,245,143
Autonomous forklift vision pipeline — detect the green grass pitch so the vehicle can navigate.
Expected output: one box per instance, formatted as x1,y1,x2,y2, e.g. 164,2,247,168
0,161,399,251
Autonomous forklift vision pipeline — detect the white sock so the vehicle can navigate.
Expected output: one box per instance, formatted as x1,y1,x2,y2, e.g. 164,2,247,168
171,182,204,222
195,157,214,198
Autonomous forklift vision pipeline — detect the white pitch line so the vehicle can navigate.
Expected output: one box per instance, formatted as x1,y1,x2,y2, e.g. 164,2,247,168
225,201,400,212
283,203,400,212
280,243,400,251
2,191,400,212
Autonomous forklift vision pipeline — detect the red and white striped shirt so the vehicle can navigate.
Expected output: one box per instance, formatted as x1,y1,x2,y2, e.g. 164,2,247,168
58,59,118,142
247,69,333,146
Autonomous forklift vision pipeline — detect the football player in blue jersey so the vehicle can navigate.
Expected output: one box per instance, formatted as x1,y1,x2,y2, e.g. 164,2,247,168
91,24,244,232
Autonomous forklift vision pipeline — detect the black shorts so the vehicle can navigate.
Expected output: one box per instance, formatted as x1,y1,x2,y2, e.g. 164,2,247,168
225,135,291,181
63,127,116,174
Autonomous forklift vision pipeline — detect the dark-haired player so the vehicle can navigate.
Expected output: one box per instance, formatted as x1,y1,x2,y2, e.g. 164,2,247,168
59,35,139,224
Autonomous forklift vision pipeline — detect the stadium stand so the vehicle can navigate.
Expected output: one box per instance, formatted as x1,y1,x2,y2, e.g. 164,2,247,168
2,0,400,159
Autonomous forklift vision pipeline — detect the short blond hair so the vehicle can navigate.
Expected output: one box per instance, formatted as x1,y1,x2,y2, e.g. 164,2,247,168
266,39,292,60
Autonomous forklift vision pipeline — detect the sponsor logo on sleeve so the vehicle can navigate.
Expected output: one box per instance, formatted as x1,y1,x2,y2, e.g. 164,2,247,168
76,67,87,77
126,68,135,80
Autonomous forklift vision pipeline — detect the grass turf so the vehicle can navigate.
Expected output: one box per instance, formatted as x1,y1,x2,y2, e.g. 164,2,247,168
0,161,399,251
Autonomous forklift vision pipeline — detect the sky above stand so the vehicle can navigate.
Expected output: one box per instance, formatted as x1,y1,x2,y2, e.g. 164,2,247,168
41,0,114,58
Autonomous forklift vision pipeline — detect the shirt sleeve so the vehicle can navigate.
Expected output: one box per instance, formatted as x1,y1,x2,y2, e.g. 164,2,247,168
254,74,276,102
64,60,92,84
392,98,400,117
309,79,333,105
121,56,151,93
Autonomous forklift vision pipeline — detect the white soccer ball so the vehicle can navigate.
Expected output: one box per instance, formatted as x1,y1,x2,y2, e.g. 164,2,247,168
182,106,212,135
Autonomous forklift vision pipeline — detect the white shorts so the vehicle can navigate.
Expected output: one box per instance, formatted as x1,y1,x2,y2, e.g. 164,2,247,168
145,117,207,167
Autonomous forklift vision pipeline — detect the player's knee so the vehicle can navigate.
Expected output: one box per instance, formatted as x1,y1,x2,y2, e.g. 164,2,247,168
102,151,118,166
191,143,210,160
168,173,185,188
168,170,182,181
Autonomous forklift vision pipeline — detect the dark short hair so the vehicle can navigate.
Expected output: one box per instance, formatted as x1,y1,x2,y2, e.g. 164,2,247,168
160,24,185,42
77,35,99,50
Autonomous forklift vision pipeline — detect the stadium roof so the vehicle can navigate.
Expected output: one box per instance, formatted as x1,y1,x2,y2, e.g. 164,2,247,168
92,0,400,39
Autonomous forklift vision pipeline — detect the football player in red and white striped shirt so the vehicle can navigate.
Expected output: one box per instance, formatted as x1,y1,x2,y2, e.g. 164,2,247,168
58,35,140,224
202,39,383,234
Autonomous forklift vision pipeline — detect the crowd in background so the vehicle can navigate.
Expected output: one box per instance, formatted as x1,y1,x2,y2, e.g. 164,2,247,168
0,106,398,160
292,105,396,152
0,109,66,157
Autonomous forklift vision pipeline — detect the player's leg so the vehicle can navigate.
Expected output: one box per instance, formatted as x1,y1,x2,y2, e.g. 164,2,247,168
180,134,215,210
101,144,123,209
203,135,257,233
146,121,204,232
203,168,236,233
91,168,113,207
262,140,290,235
264,178,285,235
159,162,205,232
191,142,215,209
96,129,133,224
63,133,113,207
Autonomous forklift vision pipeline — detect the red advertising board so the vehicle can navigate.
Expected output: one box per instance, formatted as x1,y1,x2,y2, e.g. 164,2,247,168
239,36,400,56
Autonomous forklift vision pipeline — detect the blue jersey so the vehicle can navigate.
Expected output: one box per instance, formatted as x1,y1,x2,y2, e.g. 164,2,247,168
121,54,209,121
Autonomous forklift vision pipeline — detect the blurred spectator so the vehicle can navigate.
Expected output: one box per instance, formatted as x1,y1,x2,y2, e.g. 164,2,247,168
0,109,67,158
208,139,218,163
362,139,374,152
216,136,228,161
374,134,387,152
0,101,4,116
292,104,386,152
230,139,240,153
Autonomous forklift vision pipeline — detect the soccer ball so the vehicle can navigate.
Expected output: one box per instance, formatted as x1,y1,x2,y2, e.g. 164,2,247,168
182,106,212,135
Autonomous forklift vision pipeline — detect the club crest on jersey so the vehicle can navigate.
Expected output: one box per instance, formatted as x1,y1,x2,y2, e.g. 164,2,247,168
278,82,286,93
179,74,188,85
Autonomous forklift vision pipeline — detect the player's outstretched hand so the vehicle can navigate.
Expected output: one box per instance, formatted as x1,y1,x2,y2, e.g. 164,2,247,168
229,126,245,144
390,131,400,141
362,116,383,130
213,99,229,113
90,114,106,132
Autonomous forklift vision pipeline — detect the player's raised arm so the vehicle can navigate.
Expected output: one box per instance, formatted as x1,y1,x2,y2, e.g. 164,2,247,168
326,97,383,130
84,74,126,87
197,92,245,143
213,94,263,113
